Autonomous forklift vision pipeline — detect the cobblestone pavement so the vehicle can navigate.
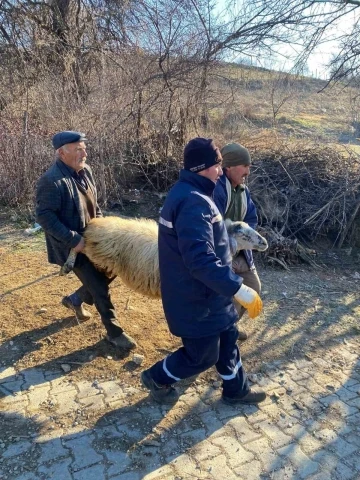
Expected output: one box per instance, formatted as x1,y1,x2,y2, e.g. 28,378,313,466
0,338,359,480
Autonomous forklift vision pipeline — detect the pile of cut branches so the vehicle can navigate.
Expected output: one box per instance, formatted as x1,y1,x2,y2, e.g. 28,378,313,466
248,140,360,267
258,226,319,269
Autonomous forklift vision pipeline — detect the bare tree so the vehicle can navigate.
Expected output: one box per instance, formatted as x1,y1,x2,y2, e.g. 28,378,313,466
1,0,360,206
268,73,295,126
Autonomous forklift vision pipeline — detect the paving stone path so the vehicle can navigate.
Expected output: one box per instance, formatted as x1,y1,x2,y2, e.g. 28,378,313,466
0,339,359,480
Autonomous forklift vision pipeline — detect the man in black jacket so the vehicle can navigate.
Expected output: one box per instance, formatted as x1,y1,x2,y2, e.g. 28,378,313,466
36,131,136,350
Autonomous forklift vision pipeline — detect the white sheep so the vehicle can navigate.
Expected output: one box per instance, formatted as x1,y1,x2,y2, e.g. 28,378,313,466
225,218,268,255
82,216,267,299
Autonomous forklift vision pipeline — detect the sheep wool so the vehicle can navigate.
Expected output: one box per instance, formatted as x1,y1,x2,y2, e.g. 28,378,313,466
84,216,161,298
83,215,267,299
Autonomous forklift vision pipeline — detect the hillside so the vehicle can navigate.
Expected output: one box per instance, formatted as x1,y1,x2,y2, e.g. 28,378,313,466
208,63,360,149
1,59,360,249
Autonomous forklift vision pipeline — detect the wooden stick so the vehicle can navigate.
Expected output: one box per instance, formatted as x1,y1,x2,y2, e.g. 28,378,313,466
338,195,360,248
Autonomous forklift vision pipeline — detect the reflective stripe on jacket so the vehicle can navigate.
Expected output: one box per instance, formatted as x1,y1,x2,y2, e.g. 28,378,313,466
158,169,241,338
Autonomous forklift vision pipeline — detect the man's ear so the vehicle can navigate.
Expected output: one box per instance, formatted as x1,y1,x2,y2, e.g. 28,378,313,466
58,146,66,159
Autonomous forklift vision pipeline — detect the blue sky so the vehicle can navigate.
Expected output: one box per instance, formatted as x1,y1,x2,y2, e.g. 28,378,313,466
216,0,360,79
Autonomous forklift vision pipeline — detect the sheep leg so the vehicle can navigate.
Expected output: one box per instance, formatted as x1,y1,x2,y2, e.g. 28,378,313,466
59,249,78,276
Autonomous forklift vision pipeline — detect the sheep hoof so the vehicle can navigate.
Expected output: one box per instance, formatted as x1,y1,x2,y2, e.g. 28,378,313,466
106,333,137,350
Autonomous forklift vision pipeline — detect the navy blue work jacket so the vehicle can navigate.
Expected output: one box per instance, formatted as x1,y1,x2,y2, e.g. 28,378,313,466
158,169,242,338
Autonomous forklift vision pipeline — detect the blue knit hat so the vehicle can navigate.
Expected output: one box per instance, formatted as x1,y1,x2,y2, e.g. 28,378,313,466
184,137,222,173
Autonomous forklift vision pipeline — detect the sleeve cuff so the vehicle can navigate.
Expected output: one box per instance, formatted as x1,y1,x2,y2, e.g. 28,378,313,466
70,232,82,248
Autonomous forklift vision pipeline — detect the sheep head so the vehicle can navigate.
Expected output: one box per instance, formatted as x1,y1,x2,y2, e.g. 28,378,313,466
225,219,268,254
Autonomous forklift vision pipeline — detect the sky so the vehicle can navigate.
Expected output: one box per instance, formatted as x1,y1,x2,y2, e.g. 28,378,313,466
250,15,357,80
302,7,359,79
218,0,360,80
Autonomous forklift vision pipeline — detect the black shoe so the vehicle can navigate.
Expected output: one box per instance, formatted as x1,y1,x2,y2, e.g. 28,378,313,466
222,388,266,405
106,332,137,350
238,329,248,341
140,369,179,404
62,296,92,321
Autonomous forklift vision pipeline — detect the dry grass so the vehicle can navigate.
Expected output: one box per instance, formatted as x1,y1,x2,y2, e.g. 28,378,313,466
1,57,360,250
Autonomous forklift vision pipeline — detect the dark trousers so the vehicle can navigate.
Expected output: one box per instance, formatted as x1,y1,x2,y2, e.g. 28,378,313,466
72,253,123,338
149,323,249,397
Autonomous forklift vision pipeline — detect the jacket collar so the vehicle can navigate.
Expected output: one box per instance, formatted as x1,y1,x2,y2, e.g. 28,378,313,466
179,169,216,196
56,158,76,177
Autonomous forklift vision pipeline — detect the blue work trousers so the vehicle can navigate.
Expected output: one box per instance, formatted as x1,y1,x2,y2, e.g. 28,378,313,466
149,323,249,397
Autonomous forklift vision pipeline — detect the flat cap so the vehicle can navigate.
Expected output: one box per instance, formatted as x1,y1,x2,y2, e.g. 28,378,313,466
52,131,87,150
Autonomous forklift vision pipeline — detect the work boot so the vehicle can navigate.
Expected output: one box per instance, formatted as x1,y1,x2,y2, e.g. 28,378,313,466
140,369,179,404
222,387,266,405
237,329,248,342
106,332,137,350
61,296,92,321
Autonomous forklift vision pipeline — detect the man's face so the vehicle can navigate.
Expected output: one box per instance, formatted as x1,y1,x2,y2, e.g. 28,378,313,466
59,141,87,172
198,163,223,183
226,164,250,187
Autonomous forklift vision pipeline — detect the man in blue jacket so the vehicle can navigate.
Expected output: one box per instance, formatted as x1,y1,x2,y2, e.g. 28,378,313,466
141,138,266,405
36,131,136,351
214,143,261,341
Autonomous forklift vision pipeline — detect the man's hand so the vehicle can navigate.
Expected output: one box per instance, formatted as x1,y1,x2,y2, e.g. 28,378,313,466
234,284,263,319
74,237,85,253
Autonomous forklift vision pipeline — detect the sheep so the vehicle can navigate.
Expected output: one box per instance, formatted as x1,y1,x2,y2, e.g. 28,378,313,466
225,218,268,255
84,216,160,298
82,216,268,299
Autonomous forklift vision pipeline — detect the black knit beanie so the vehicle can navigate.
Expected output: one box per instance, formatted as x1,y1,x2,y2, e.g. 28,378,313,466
183,137,222,173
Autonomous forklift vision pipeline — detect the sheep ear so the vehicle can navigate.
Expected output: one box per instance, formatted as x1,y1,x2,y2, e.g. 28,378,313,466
224,218,232,228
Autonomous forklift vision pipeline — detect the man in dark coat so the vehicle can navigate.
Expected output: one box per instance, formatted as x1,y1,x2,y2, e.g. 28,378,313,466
214,143,262,341
36,131,136,350
140,137,266,405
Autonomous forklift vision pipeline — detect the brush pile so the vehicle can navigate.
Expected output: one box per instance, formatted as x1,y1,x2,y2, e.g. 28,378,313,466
248,140,360,267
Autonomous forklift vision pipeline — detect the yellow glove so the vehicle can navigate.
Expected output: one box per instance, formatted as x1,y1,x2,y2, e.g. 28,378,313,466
234,284,263,319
